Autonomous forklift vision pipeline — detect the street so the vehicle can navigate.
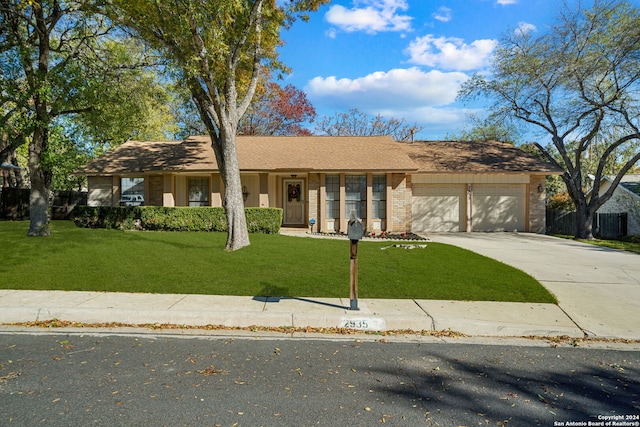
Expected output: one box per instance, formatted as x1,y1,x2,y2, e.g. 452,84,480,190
1,332,638,426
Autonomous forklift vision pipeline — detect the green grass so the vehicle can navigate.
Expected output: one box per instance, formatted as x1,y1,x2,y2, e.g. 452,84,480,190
553,234,640,254
0,220,556,303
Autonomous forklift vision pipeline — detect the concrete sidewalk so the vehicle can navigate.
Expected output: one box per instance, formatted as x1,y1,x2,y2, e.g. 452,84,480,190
1,232,638,341
0,289,583,338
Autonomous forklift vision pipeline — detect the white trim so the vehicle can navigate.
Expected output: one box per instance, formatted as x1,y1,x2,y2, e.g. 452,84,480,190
411,173,530,184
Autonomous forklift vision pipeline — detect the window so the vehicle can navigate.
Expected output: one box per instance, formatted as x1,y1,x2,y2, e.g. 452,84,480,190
325,175,340,219
345,175,366,219
188,177,209,206
372,175,386,219
120,177,144,206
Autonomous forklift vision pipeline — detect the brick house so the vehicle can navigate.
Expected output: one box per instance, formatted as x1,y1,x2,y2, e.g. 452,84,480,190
79,135,562,233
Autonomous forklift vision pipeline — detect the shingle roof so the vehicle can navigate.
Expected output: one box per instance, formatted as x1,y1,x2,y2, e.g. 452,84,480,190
619,175,640,196
79,136,562,175
400,140,564,173
81,135,418,174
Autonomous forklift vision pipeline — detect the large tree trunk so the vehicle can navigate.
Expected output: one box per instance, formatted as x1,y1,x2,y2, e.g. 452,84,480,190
574,201,594,240
563,169,595,240
25,2,53,237
219,131,250,251
27,127,51,236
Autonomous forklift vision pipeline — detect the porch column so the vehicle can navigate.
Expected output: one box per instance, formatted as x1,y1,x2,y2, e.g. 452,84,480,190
162,174,175,207
210,174,223,207
112,176,120,207
366,173,373,232
319,173,326,233
339,173,346,233
386,173,392,232
259,173,269,207
466,183,473,232
144,175,151,205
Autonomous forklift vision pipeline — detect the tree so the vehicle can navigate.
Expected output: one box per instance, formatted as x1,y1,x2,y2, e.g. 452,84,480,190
459,0,640,239
447,113,521,145
1,0,106,235
172,80,316,138
239,82,316,136
106,0,328,251
315,108,422,141
0,0,167,235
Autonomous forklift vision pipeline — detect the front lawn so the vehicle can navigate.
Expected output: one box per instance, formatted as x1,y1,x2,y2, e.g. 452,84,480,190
0,221,556,303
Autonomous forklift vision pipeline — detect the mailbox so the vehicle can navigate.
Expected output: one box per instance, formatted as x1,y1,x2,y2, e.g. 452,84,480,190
348,218,364,241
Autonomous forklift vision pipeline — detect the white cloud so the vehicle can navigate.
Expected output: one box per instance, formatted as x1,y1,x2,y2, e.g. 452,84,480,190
380,105,470,126
325,0,413,34
515,21,536,35
305,67,469,110
432,6,452,23
496,0,517,4
405,35,497,71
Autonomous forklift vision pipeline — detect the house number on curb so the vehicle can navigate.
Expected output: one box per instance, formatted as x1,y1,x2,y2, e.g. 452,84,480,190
341,317,386,331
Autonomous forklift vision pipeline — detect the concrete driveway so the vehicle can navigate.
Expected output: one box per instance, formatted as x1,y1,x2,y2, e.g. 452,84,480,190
428,233,640,339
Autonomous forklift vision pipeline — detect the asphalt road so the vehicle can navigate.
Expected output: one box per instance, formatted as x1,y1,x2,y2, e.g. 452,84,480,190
1,333,639,426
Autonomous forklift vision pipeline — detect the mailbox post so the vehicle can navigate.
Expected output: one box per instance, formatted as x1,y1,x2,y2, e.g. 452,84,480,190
347,213,363,311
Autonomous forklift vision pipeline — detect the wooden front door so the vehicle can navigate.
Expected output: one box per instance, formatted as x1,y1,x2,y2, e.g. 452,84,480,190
283,179,305,225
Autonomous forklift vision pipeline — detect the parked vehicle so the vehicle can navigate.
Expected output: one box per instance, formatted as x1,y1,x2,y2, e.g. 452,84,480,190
120,194,144,206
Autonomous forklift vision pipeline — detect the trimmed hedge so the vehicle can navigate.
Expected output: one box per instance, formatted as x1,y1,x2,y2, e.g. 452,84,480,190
72,206,283,234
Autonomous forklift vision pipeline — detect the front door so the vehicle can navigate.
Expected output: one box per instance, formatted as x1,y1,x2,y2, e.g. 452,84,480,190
283,179,305,225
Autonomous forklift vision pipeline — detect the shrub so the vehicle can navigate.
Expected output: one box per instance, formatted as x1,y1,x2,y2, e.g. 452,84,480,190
72,206,282,234
547,192,575,211
140,207,227,232
245,208,283,234
72,206,143,229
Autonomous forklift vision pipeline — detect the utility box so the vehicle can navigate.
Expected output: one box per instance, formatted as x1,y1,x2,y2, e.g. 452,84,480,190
348,217,364,241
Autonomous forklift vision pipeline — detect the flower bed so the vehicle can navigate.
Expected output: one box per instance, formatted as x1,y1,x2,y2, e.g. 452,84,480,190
307,231,428,241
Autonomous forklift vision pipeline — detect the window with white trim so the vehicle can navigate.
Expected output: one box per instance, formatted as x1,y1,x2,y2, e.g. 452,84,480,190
325,174,340,219
345,175,366,219
372,175,386,219
188,177,209,206
120,177,144,206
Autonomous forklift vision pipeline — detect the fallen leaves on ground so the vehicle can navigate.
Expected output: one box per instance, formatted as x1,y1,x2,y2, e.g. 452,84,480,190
197,365,226,376
4,319,469,338
5,319,640,344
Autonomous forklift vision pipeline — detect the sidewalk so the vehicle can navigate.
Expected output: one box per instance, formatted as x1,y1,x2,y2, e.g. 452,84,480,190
0,289,585,339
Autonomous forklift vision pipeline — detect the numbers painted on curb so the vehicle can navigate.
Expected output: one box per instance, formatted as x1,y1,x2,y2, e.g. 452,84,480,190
341,317,386,330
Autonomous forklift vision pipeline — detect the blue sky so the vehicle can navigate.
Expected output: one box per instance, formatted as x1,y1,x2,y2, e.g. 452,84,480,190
277,0,577,140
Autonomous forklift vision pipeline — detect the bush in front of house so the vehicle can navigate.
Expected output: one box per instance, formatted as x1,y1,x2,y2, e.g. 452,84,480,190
245,207,283,234
72,206,282,234
140,207,227,232
72,206,144,230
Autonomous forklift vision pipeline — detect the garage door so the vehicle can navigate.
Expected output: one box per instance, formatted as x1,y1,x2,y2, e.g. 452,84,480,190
412,185,466,232
472,184,526,231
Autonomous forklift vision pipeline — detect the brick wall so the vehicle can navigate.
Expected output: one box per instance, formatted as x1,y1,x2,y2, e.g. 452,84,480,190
308,173,320,225
390,173,410,232
529,175,546,233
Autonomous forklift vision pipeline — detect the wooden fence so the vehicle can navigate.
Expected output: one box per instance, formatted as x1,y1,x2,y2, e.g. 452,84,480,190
0,189,87,220
546,209,628,238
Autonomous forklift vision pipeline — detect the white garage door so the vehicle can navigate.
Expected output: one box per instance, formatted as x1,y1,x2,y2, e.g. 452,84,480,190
412,185,466,232
473,184,526,231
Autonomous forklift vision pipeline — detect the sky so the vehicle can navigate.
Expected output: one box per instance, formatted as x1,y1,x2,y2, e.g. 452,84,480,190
276,0,579,140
